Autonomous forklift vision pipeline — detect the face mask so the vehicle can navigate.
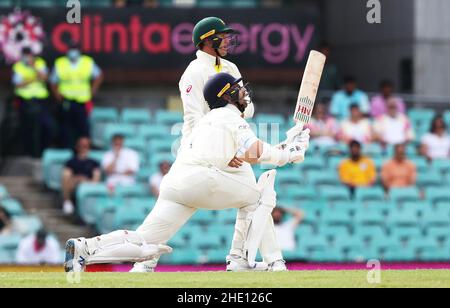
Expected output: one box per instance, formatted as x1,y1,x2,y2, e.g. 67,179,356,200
68,49,81,61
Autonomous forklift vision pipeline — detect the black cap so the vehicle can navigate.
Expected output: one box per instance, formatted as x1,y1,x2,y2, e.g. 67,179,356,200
203,73,242,110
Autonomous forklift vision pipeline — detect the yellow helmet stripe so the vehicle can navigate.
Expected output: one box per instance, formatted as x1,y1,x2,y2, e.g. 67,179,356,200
217,83,231,98
200,29,216,41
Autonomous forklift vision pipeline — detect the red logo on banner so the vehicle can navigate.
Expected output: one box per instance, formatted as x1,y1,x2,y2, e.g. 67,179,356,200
186,85,192,93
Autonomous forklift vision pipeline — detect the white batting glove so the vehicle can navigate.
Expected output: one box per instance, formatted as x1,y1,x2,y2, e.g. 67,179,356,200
293,128,310,146
285,141,308,164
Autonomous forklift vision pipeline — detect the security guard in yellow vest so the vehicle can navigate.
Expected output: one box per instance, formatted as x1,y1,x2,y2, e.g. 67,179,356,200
50,42,103,148
12,47,54,157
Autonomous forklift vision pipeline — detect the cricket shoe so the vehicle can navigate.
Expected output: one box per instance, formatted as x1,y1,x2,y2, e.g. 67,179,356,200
129,258,158,273
268,259,287,272
64,237,88,273
226,255,268,272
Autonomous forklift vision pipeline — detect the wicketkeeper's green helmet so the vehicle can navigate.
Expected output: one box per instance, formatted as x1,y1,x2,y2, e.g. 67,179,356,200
192,17,236,47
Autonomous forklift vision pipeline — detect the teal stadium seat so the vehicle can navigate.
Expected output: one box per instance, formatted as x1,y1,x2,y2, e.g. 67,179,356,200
167,232,189,249
426,225,450,240
362,143,384,158
42,149,73,190
421,208,450,227
411,157,430,173
0,185,8,200
354,207,385,226
319,225,350,242
299,156,325,173
168,249,202,264
88,150,106,164
389,225,423,240
115,184,149,199
283,186,317,202
155,110,183,127
76,183,109,224
127,197,156,214
124,137,147,157
148,152,176,170
425,187,450,204
91,107,119,148
309,246,346,262
417,171,443,189
136,165,154,183
0,234,22,251
419,247,450,262
216,209,237,225
300,234,328,251
408,236,439,253
103,124,136,147
388,208,419,226
320,208,352,226
0,199,24,216
206,248,230,264
307,170,341,187
408,108,436,125
114,206,146,230
139,125,169,143
319,186,351,202
149,139,176,155
13,216,42,235
121,108,151,125
389,187,421,205
94,198,121,234
190,210,217,225
354,225,387,242
382,246,416,262
190,230,222,249
355,187,386,203
432,159,450,176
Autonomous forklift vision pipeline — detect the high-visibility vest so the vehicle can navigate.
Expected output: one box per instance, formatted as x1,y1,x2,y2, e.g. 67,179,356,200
13,57,49,100
55,55,94,103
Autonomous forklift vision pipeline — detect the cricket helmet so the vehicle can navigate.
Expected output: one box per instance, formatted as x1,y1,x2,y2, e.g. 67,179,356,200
203,72,242,110
192,17,236,47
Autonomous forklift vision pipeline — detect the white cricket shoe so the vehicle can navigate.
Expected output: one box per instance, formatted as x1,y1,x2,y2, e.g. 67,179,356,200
64,237,88,273
268,259,287,272
226,255,268,272
129,258,158,273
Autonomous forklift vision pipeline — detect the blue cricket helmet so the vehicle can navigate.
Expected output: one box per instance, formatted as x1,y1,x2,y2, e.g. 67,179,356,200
203,72,242,110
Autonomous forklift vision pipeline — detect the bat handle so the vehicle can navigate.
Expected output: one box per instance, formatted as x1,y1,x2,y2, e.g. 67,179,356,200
285,122,304,144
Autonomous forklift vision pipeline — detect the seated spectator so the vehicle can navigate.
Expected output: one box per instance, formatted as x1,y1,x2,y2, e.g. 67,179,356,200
63,137,101,215
272,207,304,252
330,76,370,120
339,104,373,144
305,103,339,147
420,116,450,161
0,206,12,235
102,134,140,191
381,143,416,191
370,80,406,118
16,229,61,265
149,161,171,197
339,140,377,196
373,98,415,146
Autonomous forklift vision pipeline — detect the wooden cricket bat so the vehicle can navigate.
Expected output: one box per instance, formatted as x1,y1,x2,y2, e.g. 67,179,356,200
286,50,326,141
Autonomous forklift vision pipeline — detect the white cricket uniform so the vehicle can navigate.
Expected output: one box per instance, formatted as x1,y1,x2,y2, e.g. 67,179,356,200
85,104,282,264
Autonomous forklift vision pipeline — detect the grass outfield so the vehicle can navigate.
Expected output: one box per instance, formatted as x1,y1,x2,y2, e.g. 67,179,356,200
0,270,449,288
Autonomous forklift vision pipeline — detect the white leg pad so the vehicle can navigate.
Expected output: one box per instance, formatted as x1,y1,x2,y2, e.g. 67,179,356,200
245,170,277,267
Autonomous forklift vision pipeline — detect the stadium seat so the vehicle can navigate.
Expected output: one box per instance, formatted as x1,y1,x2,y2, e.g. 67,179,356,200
426,225,450,241
94,198,120,234
114,206,146,230
319,186,351,202
0,250,15,264
0,185,8,200
411,157,430,173
426,187,450,204
400,201,431,215
281,248,308,262
76,183,110,224
353,208,385,226
364,200,396,215
300,234,328,251
168,232,189,249
333,234,364,251
138,125,169,142
124,137,147,157
320,143,348,158
216,209,237,225
127,197,156,214
276,169,302,191
190,210,217,225
319,225,350,242
408,108,436,127
389,225,423,240
149,139,177,155
168,249,202,264
389,187,421,204
309,247,346,262
155,110,183,127
190,231,222,249
148,153,176,170
327,156,344,172
320,209,352,226
230,0,258,8
328,201,359,214
103,124,136,147
42,149,73,190
121,108,151,125
354,225,387,242
371,234,401,252
115,184,149,199
206,248,229,264
91,107,119,148
283,186,317,202
0,234,22,251
88,150,106,164
432,159,450,176
0,199,24,216
421,208,450,227
382,246,416,262
295,225,315,241
136,165,155,183
12,216,42,235
408,236,439,252
299,156,325,173
419,247,450,262
307,170,341,187
388,208,419,226
354,187,386,203
362,143,384,158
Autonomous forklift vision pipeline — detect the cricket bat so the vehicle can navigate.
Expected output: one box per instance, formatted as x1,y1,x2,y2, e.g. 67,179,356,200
286,50,326,142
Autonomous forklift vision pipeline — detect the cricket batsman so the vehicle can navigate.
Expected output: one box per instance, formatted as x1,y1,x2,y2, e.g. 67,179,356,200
131,16,287,272
64,72,310,273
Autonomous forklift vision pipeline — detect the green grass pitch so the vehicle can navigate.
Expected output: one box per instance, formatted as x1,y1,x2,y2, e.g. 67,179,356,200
0,270,449,288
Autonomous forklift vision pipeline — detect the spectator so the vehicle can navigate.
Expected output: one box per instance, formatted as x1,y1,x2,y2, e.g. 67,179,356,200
339,140,377,196
272,207,304,252
16,229,61,265
102,134,139,191
62,137,101,215
370,80,406,118
50,41,104,149
149,161,171,197
373,98,415,146
381,143,416,191
0,206,12,235
339,104,372,144
329,76,370,120
12,47,54,157
318,42,340,91
420,116,450,161
305,103,339,147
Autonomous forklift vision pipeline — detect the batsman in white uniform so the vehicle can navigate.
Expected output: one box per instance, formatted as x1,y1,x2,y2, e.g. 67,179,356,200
63,72,310,273
132,17,285,272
